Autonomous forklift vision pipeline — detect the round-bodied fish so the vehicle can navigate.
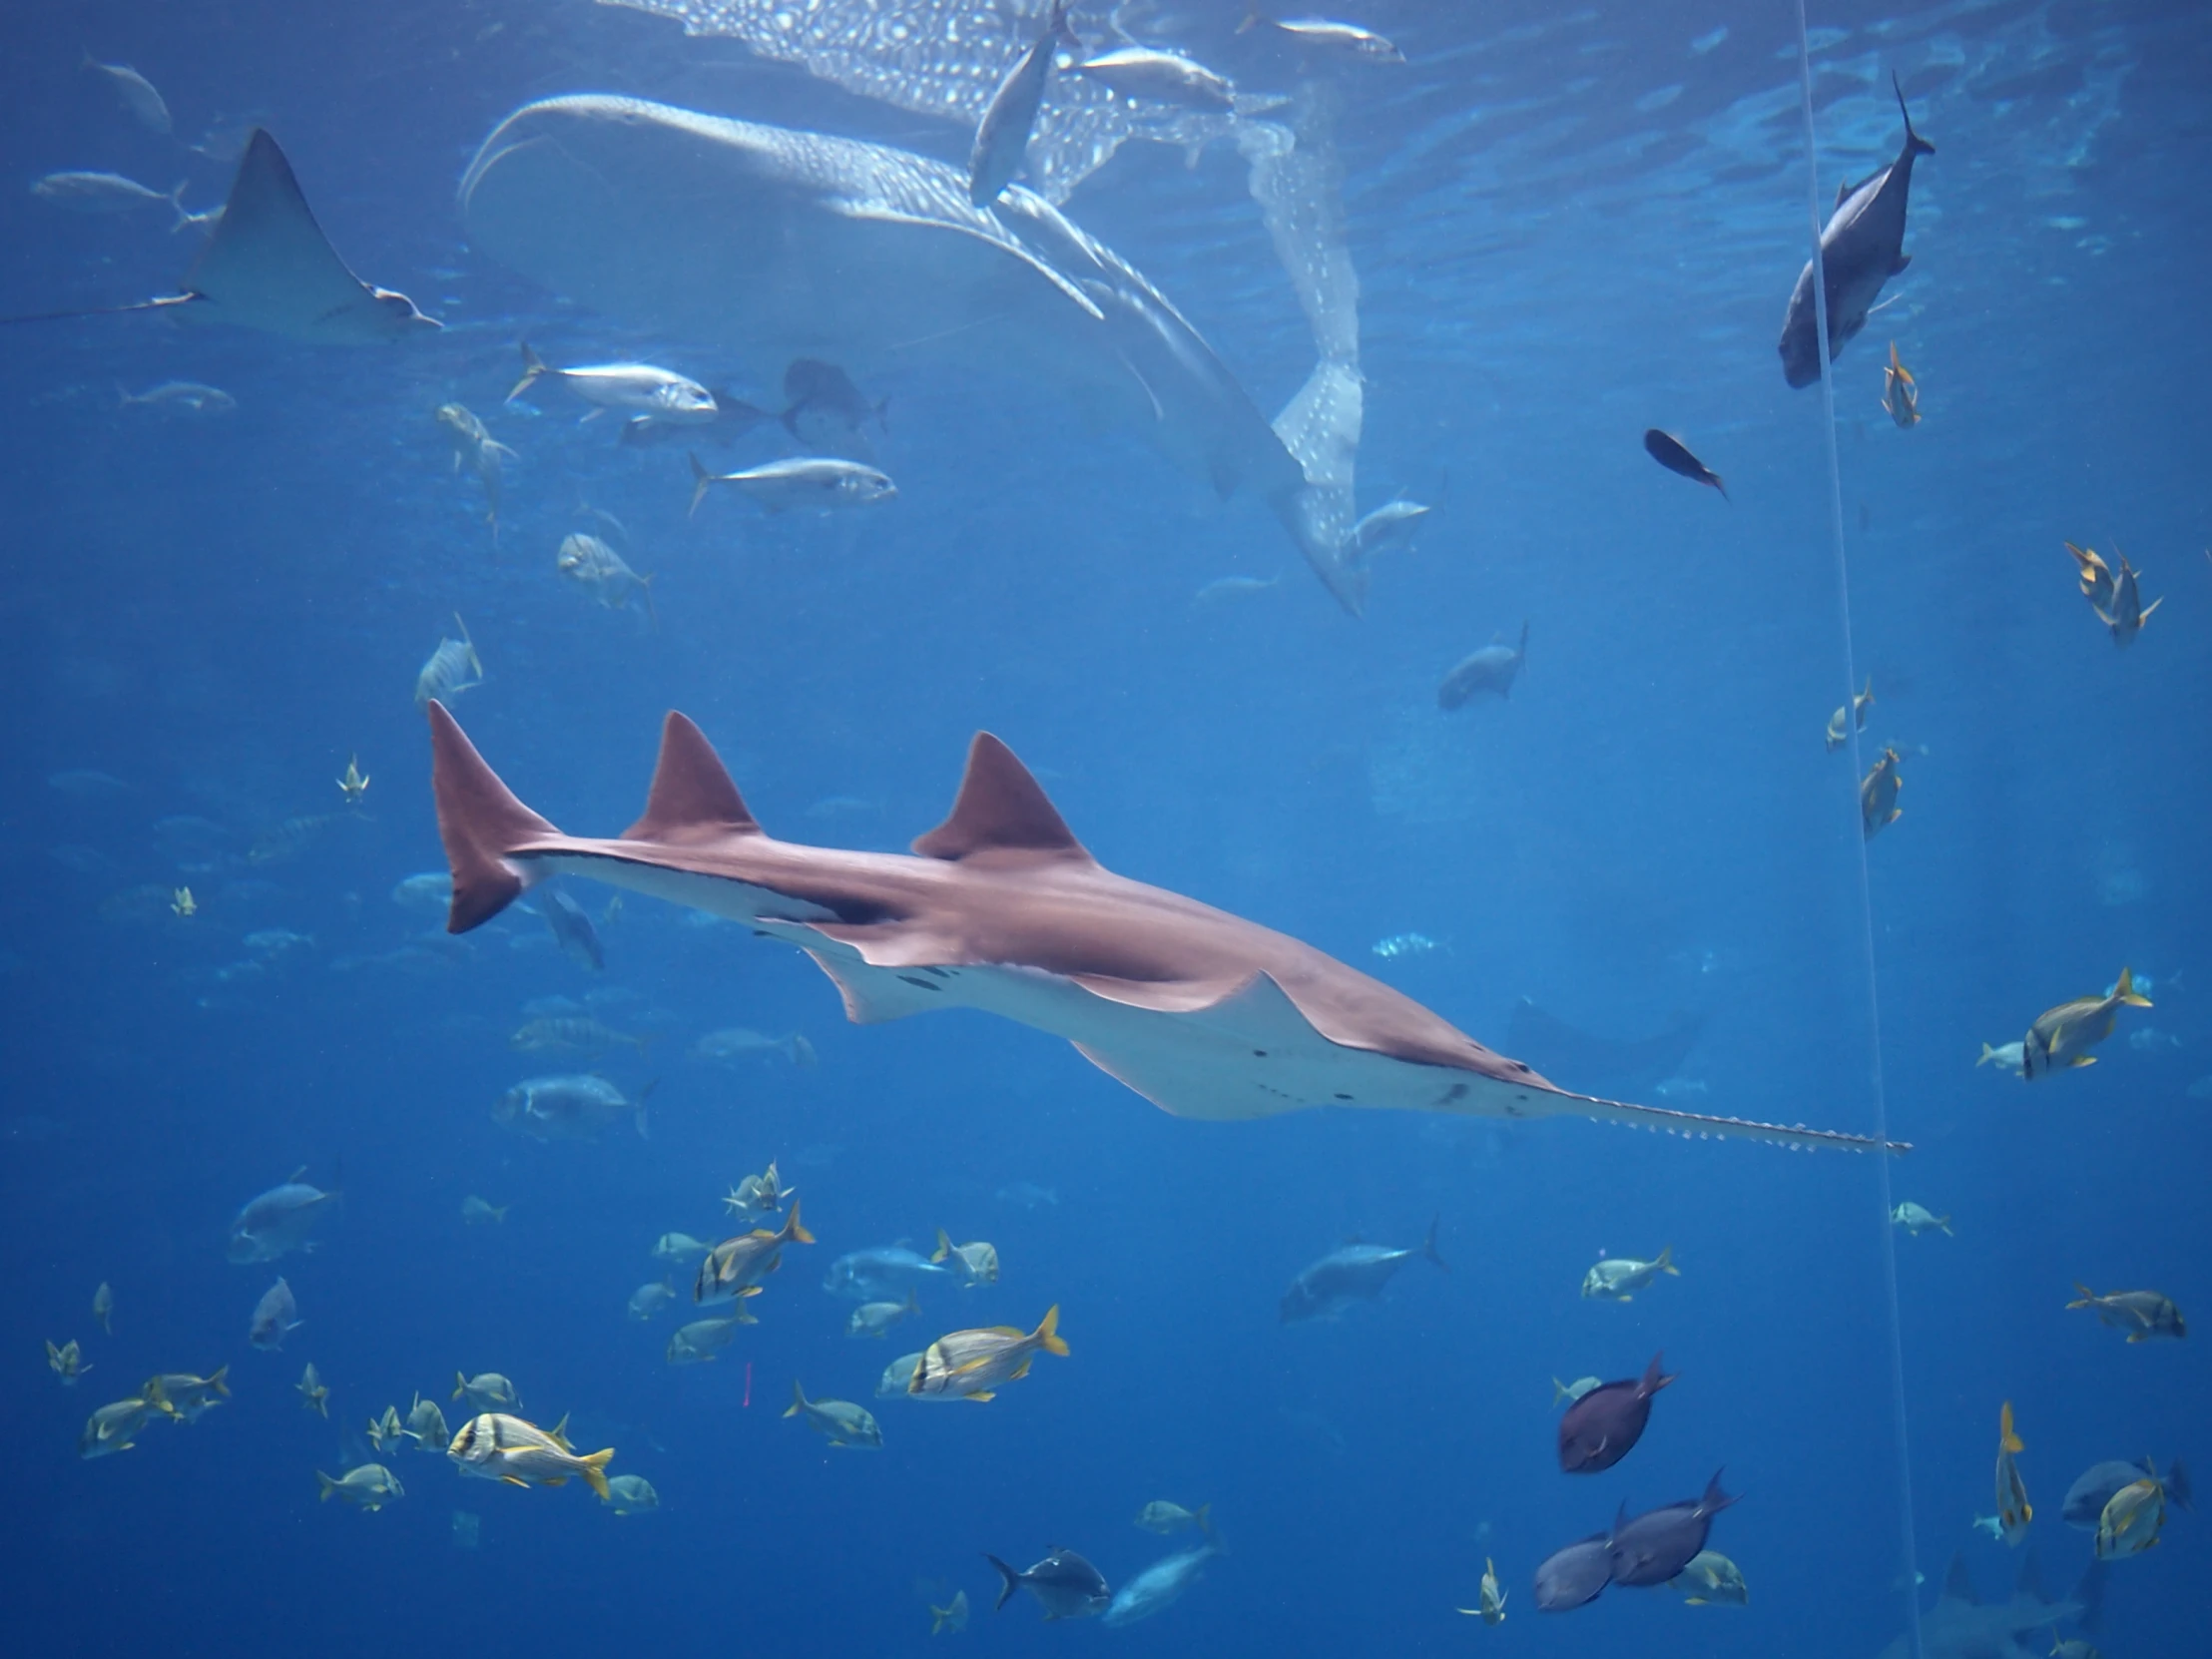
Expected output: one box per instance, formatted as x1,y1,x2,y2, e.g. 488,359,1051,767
1531,1534,1612,1612
825,1245,949,1303
493,1075,649,1142
1608,1471,1738,1587
784,1382,881,1448
227,1179,338,1263
1279,1220,1444,1323
909,1307,1068,1402
1102,1545,1216,1627
447,1410,614,1498
985,1548,1109,1620
2063,1458,2192,1530
1558,1353,1675,1474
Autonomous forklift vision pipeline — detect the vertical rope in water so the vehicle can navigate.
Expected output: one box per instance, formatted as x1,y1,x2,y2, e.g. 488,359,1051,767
1791,5,1923,1653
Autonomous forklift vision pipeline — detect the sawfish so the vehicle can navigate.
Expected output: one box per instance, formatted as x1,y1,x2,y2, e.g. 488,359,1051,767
0,130,437,342
426,702,1900,1155
456,95,1366,612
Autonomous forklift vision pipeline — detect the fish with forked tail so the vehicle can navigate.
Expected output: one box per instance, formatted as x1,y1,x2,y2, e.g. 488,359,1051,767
1780,74,1934,387
1280,1220,1445,1323
1643,429,1727,499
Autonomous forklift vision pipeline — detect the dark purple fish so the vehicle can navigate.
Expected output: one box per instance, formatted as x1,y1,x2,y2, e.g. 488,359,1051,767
1558,1351,1675,1473
1532,1533,1613,1612
1642,429,1728,501
1607,1470,1737,1587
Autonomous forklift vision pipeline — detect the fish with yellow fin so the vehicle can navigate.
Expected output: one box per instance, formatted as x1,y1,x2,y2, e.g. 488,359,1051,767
2095,1469,2171,1558
909,1306,1068,1401
2064,541,2117,613
1454,1556,1507,1623
2066,1284,2185,1343
1860,747,1904,838
1825,677,1875,751
46,1339,90,1384
446,1410,614,1498
171,886,196,917
337,754,369,806
1994,1400,2031,1545
1881,341,1921,426
2092,550,2162,648
2022,967,2150,1077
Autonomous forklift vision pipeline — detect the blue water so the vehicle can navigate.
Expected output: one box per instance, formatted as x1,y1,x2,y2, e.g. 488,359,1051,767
5,1,2206,1655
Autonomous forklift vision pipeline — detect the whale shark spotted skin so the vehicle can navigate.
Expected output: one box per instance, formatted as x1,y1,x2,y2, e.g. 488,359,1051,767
456,95,1366,611
427,704,1900,1155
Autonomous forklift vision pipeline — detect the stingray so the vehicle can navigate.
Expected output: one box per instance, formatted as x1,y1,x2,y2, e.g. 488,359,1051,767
0,130,436,342
456,95,1364,611
425,702,1901,1154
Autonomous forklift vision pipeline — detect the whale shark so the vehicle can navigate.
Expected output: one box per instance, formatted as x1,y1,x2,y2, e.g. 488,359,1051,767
426,702,1900,1155
456,95,1366,611
1,130,437,342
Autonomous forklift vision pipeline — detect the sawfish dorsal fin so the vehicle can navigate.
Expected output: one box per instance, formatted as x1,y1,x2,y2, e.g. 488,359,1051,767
913,734,1091,863
622,713,761,843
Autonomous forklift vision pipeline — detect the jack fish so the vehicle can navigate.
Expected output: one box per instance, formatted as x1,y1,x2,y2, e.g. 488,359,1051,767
1780,74,1935,388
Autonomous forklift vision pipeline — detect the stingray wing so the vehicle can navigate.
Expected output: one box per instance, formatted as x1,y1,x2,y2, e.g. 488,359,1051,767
184,131,433,342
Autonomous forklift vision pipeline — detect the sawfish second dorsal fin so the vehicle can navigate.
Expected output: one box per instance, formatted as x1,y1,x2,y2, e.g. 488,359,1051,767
622,712,761,843
912,734,1092,863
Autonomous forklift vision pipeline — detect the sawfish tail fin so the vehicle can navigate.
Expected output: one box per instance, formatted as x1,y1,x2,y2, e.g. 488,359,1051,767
425,700,560,932
1893,71,1935,156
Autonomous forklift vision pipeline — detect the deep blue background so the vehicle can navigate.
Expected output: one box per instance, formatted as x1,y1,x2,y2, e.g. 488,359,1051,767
4,2,2205,1656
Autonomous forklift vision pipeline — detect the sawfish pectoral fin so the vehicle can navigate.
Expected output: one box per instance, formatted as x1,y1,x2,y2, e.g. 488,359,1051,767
803,948,951,1024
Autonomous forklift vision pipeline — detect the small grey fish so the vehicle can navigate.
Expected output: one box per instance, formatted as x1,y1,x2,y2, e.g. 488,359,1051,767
688,453,896,516
1608,1470,1738,1587
784,1381,882,1447
1279,1219,1445,1323
1532,1533,1613,1612
1643,429,1728,500
510,1016,645,1056
82,53,173,134
249,1276,301,1350
985,1548,1110,1620
1102,1544,1216,1627
535,887,607,969
413,614,483,706
1192,574,1281,605
825,1245,951,1303
1238,8,1404,62
555,535,656,628
1780,75,1934,388
1437,621,1529,710
435,403,515,535
1349,499,1430,562
876,1351,924,1397
119,380,237,414
969,1,1076,206
493,1075,652,1142
33,171,182,215
1075,47,1236,111
228,1178,338,1264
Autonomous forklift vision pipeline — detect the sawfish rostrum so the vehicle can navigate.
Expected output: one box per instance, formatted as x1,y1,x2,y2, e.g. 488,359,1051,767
457,96,1366,612
426,702,1901,1155
1779,75,1934,388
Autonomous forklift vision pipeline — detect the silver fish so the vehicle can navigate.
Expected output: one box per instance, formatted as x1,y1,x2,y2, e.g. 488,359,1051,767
33,171,181,216
249,1276,301,1350
82,53,173,135
1075,47,1235,112
413,614,484,706
509,343,715,421
969,1,1076,207
688,453,895,517
556,534,656,625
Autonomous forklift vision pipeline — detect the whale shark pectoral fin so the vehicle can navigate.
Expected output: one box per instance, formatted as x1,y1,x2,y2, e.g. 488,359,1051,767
828,198,1108,321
